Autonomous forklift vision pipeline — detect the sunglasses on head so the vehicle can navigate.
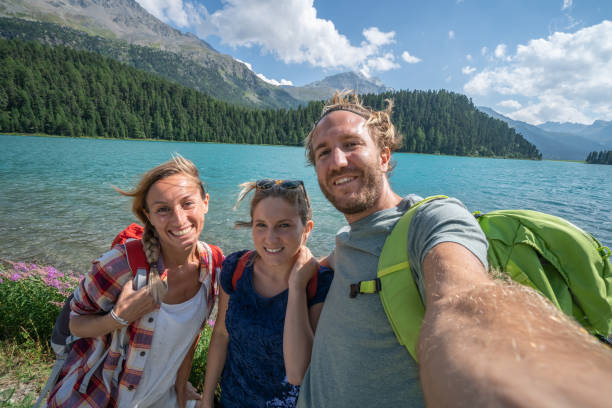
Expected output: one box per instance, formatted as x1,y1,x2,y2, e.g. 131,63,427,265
255,179,304,190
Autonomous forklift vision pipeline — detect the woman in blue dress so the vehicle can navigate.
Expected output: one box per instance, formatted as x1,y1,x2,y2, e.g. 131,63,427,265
202,179,333,408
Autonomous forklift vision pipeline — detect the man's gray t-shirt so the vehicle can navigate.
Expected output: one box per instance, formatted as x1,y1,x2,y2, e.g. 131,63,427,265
297,196,489,407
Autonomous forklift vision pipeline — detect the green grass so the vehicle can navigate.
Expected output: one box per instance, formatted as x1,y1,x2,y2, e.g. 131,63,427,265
0,338,53,407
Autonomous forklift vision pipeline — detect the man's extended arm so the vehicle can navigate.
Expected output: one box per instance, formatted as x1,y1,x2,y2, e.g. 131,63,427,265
418,242,612,408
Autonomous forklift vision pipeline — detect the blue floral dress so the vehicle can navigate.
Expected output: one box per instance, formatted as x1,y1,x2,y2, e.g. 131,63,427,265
219,250,333,408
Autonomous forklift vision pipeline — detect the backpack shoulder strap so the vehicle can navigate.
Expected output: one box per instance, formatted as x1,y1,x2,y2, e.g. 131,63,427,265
352,195,447,294
209,244,224,267
232,250,254,291
349,195,447,362
306,267,319,300
124,239,149,289
208,244,224,291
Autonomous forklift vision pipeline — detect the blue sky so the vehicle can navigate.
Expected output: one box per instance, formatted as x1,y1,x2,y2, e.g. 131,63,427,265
135,0,612,125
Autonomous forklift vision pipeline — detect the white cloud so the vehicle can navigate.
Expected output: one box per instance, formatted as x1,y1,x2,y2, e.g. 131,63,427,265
401,51,422,64
135,0,196,28
235,58,293,86
448,30,455,40
462,66,476,75
464,21,612,124
256,73,293,86
466,54,473,61
494,44,507,59
561,0,573,11
481,46,488,56
362,27,395,46
142,0,401,75
361,53,399,77
497,99,522,110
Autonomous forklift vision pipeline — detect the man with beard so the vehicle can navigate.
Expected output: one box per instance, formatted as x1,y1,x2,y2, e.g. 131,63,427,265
296,92,612,408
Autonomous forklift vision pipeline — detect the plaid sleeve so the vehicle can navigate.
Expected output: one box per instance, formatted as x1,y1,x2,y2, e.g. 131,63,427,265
70,247,133,317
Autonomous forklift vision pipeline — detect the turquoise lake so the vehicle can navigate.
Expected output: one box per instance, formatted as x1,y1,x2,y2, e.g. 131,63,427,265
1,134,610,273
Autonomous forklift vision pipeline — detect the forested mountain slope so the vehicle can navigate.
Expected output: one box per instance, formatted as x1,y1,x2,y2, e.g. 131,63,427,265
0,14,300,109
0,39,541,159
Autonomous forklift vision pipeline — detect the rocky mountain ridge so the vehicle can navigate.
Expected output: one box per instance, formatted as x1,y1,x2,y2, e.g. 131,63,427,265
478,107,611,160
0,0,301,108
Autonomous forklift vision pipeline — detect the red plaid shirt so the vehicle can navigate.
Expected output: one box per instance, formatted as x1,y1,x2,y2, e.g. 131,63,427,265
47,241,223,408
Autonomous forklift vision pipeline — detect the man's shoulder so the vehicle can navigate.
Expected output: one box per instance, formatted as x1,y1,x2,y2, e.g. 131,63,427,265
406,195,488,269
410,196,470,218
399,194,425,212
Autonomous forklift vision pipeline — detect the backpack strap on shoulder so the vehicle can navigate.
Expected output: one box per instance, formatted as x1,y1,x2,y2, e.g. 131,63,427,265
306,267,319,300
124,239,149,290
111,239,150,387
350,195,447,296
349,195,447,362
232,251,254,291
199,241,214,277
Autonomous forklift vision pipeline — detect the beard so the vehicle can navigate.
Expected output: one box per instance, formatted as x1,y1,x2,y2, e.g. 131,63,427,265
319,165,385,215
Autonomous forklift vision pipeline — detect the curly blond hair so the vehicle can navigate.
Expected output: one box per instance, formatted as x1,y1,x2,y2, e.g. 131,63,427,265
304,91,403,168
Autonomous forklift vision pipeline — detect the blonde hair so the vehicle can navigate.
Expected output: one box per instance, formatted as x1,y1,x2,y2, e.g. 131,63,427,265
115,155,205,302
233,181,312,229
305,91,403,171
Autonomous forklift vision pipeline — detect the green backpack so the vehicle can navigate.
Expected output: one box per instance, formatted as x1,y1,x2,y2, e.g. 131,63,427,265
351,196,612,362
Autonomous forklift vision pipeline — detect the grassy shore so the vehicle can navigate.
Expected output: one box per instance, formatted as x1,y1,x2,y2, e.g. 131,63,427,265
0,339,53,407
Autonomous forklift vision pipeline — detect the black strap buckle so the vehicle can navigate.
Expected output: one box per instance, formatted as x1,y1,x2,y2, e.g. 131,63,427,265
349,279,381,298
349,283,360,298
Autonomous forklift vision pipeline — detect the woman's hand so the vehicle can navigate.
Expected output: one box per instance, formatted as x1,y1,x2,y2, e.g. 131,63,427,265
288,246,319,290
112,279,158,324
176,380,201,408
69,279,158,338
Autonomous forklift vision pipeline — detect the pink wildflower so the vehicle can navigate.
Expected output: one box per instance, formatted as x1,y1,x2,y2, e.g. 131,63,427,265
15,262,27,272
45,266,59,279
10,273,20,281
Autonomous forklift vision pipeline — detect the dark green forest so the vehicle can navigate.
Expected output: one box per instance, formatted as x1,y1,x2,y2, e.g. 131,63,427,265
0,38,541,159
0,17,298,109
585,150,612,164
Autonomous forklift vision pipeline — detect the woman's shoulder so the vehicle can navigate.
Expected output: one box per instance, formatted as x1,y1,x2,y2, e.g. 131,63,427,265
95,244,132,279
220,250,253,294
308,263,334,307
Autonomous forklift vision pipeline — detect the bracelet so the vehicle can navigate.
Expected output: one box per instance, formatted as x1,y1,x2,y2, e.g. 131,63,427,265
110,308,129,326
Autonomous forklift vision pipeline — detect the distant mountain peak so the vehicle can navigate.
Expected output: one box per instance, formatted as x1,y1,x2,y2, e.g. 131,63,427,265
304,71,392,93
477,106,612,160
282,71,392,103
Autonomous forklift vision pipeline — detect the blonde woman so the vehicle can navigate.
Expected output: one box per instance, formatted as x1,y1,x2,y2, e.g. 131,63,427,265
47,156,223,408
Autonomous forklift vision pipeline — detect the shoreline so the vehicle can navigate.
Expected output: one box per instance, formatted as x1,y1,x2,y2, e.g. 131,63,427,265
2,132,548,161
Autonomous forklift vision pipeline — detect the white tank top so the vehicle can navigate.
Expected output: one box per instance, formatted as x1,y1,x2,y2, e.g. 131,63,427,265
126,283,207,408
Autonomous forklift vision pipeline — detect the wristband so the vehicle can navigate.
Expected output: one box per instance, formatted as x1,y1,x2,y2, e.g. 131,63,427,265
110,308,129,326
